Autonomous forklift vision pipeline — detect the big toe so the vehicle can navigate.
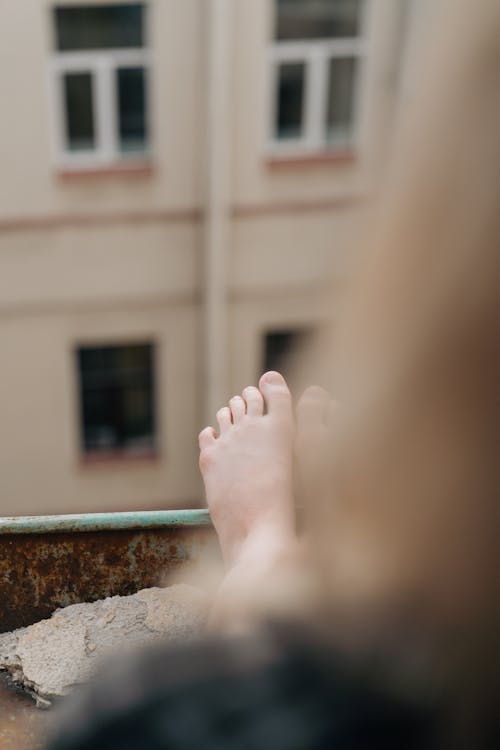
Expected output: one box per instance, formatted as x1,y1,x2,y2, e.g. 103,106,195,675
297,385,330,429
259,371,292,421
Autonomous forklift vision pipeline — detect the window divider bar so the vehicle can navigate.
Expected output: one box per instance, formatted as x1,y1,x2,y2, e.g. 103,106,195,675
50,48,147,68
49,68,67,162
96,57,116,162
305,48,325,151
269,38,365,62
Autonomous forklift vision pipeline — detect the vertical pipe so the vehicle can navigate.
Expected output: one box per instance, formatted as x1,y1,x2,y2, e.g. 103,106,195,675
203,0,232,423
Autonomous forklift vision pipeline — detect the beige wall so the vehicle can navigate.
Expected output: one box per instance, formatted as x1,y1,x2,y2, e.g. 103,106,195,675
0,0,408,515
0,221,198,308
0,0,203,218
0,0,406,220
230,0,402,205
0,303,202,515
231,205,359,291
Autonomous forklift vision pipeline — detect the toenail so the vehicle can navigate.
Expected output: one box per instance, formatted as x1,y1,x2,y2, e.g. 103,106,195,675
261,371,284,385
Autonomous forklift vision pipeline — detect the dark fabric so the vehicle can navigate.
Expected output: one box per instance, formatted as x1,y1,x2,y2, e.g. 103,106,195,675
45,625,439,750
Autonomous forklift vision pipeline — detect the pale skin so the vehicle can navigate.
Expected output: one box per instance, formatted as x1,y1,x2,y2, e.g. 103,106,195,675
198,370,334,627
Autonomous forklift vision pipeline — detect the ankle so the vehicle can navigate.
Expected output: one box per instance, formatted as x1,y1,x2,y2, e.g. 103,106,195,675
232,521,297,571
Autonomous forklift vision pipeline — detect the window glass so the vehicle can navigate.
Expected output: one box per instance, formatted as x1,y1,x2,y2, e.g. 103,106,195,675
275,62,305,140
63,72,95,151
276,0,362,41
78,344,155,454
263,329,313,376
55,4,144,51
326,56,356,143
117,66,147,152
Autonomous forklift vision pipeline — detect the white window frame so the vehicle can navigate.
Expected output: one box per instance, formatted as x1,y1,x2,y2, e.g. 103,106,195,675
49,47,151,169
268,5,369,156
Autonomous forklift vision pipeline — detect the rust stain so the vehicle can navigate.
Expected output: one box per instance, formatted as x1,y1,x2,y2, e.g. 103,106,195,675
0,527,217,633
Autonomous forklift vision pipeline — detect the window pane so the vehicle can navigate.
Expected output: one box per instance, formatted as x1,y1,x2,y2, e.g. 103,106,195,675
263,329,313,376
326,56,356,144
276,0,362,41
55,4,144,51
275,62,305,140
63,72,95,152
117,67,147,153
78,344,155,453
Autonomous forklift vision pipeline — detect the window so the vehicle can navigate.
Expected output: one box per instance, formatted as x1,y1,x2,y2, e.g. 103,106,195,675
263,328,313,376
270,0,366,155
50,4,150,168
77,343,156,457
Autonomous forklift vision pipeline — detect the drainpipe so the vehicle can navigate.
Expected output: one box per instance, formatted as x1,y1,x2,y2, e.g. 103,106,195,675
202,0,232,423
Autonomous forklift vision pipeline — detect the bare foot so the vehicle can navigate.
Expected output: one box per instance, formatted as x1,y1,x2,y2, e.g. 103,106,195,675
199,371,299,627
199,371,295,569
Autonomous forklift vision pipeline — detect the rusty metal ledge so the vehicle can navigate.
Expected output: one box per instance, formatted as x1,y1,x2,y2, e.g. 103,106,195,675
0,509,212,535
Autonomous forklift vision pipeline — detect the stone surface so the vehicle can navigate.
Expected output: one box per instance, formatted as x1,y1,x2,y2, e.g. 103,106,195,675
0,584,208,708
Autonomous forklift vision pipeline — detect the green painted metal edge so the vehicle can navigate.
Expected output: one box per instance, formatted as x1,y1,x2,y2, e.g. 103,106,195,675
0,509,212,535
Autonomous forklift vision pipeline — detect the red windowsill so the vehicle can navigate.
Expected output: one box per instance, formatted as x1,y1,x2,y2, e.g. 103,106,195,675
80,449,160,467
57,161,154,180
266,150,356,169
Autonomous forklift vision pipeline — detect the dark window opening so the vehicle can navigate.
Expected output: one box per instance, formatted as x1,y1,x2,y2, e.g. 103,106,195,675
55,4,144,51
77,343,156,456
63,72,95,151
326,56,357,143
275,62,305,140
117,66,147,152
276,0,362,41
263,329,314,377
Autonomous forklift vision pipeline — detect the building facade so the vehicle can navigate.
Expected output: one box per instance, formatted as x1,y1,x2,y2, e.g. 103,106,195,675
0,0,409,515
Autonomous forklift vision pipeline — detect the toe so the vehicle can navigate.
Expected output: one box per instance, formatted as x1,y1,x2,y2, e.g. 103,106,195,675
198,426,217,449
243,385,264,417
216,406,232,435
229,395,246,424
259,371,292,421
297,385,330,429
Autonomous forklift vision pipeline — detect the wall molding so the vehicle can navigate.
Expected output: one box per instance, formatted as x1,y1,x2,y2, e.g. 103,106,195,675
0,195,367,233
0,209,202,233
0,290,201,319
231,194,366,219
